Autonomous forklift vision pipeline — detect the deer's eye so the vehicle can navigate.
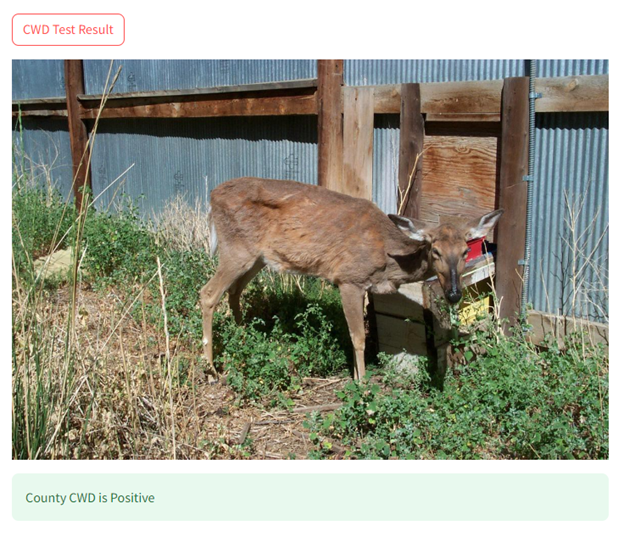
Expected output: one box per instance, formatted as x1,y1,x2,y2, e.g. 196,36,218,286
462,249,469,258
432,248,442,258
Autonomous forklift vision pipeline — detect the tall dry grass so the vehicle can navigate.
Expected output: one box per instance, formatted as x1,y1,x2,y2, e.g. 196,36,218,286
12,62,240,460
12,179,248,459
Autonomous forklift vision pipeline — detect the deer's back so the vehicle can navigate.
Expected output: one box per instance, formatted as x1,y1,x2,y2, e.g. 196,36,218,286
210,177,402,285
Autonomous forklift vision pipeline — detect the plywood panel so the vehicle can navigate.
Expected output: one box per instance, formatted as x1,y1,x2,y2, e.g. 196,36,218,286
420,135,498,228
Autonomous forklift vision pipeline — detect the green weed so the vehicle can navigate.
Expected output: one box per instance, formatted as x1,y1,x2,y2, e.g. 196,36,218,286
217,303,348,403
306,317,608,460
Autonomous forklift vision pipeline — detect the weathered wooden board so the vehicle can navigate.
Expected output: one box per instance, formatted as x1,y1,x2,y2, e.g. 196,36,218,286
356,80,506,114
341,86,374,200
398,83,424,218
14,74,608,120
536,74,609,113
420,79,504,114
528,311,609,348
80,93,318,119
496,77,529,327
373,85,402,113
317,60,344,191
371,75,608,114
12,109,68,118
419,135,499,226
64,60,91,211
373,293,427,323
426,113,501,122
80,78,319,101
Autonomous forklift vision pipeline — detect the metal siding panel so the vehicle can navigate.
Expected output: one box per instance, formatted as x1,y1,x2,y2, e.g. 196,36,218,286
12,60,66,100
536,59,609,77
528,113,608,322
12,118,74,200
372,115,400,214
89,116,317,218
345,59,608,85
13,59,609,97
345,59,526,85
83,59,317,94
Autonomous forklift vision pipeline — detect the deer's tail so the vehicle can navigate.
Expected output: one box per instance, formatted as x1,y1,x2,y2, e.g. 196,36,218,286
208,204,218,256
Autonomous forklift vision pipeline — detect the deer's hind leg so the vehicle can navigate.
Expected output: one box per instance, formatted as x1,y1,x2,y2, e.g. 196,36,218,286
200,256,258,379
227,258,265,323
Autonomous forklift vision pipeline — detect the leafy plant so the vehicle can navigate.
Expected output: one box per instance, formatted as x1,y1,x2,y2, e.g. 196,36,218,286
306,315,608,460
12,185,75,279
217,303,348,403
81,200,161,284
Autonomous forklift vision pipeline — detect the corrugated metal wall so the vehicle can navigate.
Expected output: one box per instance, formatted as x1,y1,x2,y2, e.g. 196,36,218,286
89,116,317,216
530,112,609,321
372,115,400,214
344,59,609,85
12,118,74,199
345,59,527,85
83,59,317,94
12,59,609,323
12,60,66,99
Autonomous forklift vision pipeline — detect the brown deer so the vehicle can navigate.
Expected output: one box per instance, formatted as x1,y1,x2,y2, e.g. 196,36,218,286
200,177,503,380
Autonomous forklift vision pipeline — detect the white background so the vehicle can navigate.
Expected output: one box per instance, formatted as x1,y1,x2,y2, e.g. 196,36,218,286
4,1,620,536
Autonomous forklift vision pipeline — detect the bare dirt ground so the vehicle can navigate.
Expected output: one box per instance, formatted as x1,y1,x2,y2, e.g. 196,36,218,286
191,376,348,460
47,282,351,460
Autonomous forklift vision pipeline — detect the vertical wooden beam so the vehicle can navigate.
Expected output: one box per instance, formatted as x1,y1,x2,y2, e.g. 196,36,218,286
64,60,91,211
398,83,425,217
496,77,530,328
317,60,344,190
342,87,374,199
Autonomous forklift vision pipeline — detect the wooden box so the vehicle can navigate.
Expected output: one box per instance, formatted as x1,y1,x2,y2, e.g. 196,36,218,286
373,255,496,363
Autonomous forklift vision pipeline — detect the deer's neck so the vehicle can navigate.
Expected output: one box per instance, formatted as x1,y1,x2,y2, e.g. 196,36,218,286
369,246,431,294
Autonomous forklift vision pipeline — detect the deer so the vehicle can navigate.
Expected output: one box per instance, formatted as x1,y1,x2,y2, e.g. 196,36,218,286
200,177,503,381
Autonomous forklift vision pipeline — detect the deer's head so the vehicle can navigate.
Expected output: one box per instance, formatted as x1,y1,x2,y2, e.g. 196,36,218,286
389,209,503,304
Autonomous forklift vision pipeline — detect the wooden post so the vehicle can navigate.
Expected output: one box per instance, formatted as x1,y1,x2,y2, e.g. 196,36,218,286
496,77,530,328
317,60,343,190
341,87,374,199
398,83,425,217
64,60,92,211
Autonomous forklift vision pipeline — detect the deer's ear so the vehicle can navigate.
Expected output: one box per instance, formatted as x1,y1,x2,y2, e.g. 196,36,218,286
464,209,504,241
388,214,431,242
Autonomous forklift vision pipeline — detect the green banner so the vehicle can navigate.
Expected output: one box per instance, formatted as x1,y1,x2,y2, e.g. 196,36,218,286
13,473,608,521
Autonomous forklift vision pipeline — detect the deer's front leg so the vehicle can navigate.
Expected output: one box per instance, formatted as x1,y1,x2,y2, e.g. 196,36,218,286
339,284,366,380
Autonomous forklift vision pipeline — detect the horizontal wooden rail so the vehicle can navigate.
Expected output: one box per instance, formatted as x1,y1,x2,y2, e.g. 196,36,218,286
528,311,608,348
12,74,608,120
81,92,318,119
79,78,319,118
373,74,608,114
